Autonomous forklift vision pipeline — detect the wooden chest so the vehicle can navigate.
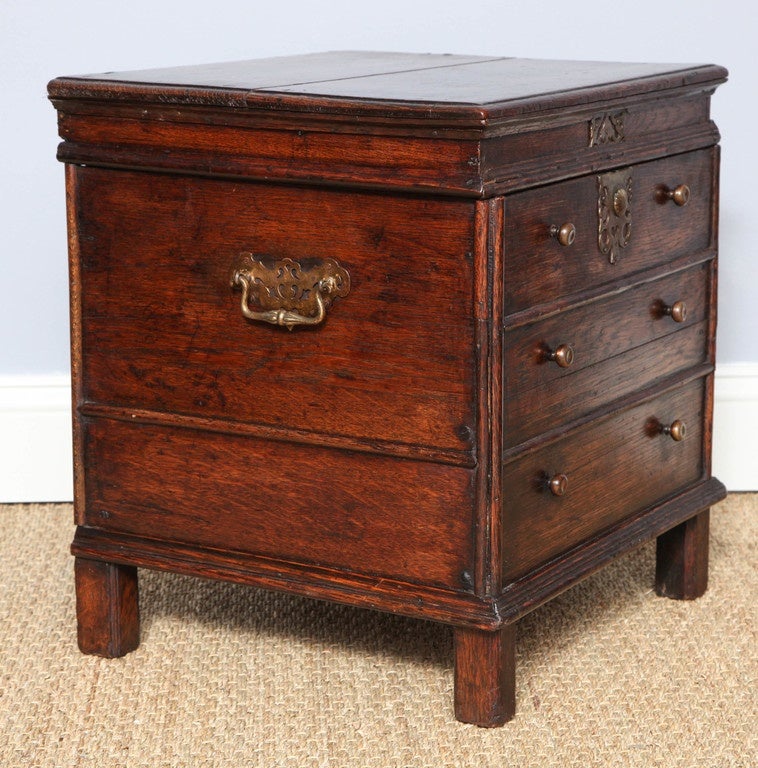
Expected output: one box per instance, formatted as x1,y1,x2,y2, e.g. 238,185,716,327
49,52,727,726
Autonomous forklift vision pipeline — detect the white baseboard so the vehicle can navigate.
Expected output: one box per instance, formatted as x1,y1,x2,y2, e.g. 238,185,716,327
0,375,73,503
0,366,755,503
712,363,758,492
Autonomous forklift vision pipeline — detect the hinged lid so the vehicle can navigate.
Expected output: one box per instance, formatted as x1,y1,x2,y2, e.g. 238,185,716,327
49,51,727,195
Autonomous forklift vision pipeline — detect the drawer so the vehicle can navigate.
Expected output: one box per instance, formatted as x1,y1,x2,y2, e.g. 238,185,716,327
503,148,715,314
82,418,475,591
73,168,477,456
504,261,711,447
502,377,705,581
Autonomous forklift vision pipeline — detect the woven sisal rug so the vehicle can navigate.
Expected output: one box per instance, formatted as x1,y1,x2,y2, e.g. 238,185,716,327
1,497,755,767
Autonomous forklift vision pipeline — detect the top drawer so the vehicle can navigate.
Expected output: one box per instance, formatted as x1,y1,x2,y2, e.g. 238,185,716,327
503,148,715,315
72,168,477,458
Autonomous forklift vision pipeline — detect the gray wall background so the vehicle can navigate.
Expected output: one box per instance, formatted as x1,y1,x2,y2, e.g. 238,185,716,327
2,0,755,375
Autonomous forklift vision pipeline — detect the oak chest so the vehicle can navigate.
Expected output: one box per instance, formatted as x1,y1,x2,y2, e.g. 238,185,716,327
49,52,727,726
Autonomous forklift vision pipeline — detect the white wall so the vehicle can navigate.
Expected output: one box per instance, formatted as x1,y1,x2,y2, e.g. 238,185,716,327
2,0,756,374
1,0,756,497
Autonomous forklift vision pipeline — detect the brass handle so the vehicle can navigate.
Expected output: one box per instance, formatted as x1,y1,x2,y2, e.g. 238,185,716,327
230,254,350,331
549,222,576,247
662,420,686,442
662,300,687,323
545,344,574,368
661,184,690,206
548,473,568,496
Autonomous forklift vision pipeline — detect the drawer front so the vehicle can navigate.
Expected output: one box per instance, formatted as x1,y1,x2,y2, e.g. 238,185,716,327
504,262,710,447
503,148,715,314
74,168,476,456
82,418,475,591
502,377,705,581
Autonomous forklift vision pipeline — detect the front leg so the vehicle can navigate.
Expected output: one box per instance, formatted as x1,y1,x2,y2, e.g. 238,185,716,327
74,557,140,657
453,624,516,726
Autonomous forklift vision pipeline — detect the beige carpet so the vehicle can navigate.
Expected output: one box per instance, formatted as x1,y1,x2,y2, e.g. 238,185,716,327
1,497,755,768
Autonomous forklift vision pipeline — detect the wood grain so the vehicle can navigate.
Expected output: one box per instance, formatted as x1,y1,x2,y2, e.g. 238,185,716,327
454,625,516,726
504,263,710,446
473,197,504,597
502,378,706,581
74,557,139,657
502,149,715,313
655,509,710,599
49,55,725,196
51,52,726,725
497,478,725,624
82,418,475,591
57,114,481,194
48,54,726,123
73,167,477,457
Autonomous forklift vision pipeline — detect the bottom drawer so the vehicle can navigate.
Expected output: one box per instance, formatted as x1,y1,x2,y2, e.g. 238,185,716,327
502,377,706,581
82,419,475,591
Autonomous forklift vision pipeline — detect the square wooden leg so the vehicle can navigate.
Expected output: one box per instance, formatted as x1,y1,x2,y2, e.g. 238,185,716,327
74,557,140,657
655,508,710,600
453,624,516,727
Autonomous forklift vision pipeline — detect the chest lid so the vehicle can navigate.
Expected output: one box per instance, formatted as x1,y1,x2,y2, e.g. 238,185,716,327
49,51,727,195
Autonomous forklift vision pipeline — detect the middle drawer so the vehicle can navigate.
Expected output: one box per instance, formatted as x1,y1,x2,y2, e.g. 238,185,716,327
503,261,710,448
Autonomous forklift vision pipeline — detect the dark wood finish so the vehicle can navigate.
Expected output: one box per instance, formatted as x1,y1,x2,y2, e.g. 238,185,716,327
70,478,725,632
48,55,726,196
473,197,505,598
73,167,476,458
506,263,709,395
51,52,726,726
502,149,716,314
70,51,497,91
65,165,86,524
71,524,502,630
454,625,516,727
502,377,705,581
82,418,474,591
504,262,711,446
56,114,481,195
481,94,718,193
48,54,726,122
655,509,710,599
51,95,721,197
497,478,724,624
505,323,708,449
74,557,139,657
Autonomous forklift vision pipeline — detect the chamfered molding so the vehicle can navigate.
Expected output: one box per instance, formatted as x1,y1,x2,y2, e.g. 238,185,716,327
0,366,755,503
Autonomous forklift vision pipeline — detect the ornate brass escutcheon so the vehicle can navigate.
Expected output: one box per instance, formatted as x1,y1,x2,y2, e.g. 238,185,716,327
589,110,626,146
230,253,350,330
598,169,632,264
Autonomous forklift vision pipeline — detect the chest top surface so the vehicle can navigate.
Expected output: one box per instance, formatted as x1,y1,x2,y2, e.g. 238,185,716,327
49,50,725,121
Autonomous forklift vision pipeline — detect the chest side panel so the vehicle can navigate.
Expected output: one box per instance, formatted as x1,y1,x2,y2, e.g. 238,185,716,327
81,418,475,590
72,167,477,459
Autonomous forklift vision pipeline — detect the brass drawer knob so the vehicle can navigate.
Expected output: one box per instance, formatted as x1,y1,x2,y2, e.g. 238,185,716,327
662,420,686,442
546,344,575,368
549,222,576,247
548,473,568,496
661,184,690,206
662,300,687,323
